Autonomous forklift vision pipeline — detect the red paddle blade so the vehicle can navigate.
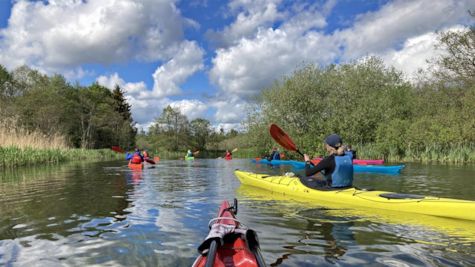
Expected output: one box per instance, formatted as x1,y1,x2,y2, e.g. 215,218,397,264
111,146,124,153
269,124,297,151
145,158,155,164
254,158,262,161
280,154,285,159
193,151,200,155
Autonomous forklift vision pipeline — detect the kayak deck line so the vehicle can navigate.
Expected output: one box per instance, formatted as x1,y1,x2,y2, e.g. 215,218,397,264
235,170,475,221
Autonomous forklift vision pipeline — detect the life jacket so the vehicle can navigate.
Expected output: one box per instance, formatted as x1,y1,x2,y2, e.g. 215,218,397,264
330,152,353,187
144,152,149,158
131,153,142,164
226,152,231,157
273,152,280,160
187,153,193,157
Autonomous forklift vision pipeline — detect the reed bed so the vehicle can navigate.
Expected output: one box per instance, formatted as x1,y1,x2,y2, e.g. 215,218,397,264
0,119,123,167
0,118,68,150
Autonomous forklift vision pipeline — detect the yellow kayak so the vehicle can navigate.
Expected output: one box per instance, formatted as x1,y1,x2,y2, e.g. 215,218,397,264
234,171,475,221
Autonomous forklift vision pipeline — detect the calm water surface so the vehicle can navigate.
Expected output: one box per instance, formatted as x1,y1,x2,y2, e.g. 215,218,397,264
0,159,474,266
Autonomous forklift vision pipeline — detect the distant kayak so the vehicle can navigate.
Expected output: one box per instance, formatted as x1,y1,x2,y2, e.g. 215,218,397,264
315,157,384,165
185,156,195,161
128,162,143,169
234,170,475,221
192,199,265,267
251,158,295,165
224,156,233,160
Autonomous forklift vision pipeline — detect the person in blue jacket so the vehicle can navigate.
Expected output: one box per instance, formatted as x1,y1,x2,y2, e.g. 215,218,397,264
266,147,280,161
186,150,193,158
302,134,354,189
126,149,144,164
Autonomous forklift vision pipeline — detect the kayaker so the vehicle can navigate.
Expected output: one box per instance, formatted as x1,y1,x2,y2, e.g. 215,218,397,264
347,144,357,159
127,149,144,164
143,149,150,159
266,147,280,161
223,150,232,158
187,150,193,158
302,134,354,189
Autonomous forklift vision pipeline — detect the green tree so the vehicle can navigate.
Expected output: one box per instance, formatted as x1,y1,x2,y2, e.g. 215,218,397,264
190,118,213,150
149,106,189,151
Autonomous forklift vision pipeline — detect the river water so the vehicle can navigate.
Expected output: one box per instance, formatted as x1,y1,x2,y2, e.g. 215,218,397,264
0,159,474,266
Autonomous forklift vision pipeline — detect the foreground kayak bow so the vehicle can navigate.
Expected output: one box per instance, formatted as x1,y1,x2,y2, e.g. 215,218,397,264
193,199,266,267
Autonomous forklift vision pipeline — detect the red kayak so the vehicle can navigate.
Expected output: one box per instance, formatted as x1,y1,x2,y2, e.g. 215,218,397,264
128,162,143,169
315,157,384,165
224,156,233,160
193,199,265,267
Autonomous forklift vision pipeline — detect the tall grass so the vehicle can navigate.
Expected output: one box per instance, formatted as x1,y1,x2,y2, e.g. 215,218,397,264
0,118,122,167
0,118,68,149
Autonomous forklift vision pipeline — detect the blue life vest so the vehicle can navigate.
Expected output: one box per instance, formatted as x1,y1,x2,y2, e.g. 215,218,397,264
273,152,280,160
187,153,193,157
331,152,354,187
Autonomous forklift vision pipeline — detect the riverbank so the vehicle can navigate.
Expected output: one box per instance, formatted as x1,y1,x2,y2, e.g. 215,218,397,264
0,146,123,168
249,143,475,163
149,148,256,159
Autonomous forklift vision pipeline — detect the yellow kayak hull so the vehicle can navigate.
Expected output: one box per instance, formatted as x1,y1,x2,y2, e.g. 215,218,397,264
234,171,475,221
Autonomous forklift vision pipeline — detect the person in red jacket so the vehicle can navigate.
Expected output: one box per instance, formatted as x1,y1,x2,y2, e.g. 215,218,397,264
143,150,150,159
126,149,144,164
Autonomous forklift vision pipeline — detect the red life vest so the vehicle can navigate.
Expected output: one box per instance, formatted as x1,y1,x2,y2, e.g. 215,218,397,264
144,152,149,158
131,153,142,164
226,152,231,157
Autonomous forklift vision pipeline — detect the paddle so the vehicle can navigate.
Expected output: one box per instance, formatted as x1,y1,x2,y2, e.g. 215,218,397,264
269,124,314,166
280,154,285,159
217,148,238,159
193,151,200,155
111,146,155,164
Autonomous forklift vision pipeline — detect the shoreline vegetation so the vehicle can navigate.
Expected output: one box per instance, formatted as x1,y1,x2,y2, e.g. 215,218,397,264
3,13,475,165
0,120,122,168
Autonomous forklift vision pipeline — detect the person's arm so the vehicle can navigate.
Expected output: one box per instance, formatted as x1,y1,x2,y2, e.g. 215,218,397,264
304,157,333,176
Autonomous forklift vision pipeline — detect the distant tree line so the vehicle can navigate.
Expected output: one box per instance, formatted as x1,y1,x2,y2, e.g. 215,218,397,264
0,65,136,149
243,12,475,161
136,105,240,152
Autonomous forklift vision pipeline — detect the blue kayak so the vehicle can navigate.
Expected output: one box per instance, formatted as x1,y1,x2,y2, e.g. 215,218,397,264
250,158,296,165
290,161,404,174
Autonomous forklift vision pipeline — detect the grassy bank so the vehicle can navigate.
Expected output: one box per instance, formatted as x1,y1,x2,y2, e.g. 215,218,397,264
0,146,124,168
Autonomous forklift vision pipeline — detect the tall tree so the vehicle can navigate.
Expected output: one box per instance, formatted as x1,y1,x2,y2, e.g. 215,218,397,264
149,106,189,151
110,84,136,149
190,118,213,150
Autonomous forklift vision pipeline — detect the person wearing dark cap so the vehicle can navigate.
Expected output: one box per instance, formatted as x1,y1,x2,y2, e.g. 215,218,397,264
301,134,354,189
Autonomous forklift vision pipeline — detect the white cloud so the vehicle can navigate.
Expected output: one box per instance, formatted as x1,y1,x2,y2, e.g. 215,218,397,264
337,0,475,61
0,0,199,73
209,26,338,99
63,67,94,80
209,0,475,99
138,40,205,99
210,95,248,123
207,0,285,48
169,99,208,121
97,72,147,94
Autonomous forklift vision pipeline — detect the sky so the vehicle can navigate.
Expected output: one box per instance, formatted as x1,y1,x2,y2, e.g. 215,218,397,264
0,0,474,132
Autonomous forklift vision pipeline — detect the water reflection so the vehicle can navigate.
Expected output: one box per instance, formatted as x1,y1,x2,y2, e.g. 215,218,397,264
0,159,474,266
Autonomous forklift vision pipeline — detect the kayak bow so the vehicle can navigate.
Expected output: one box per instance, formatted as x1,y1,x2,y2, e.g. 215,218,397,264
193,199,266,267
